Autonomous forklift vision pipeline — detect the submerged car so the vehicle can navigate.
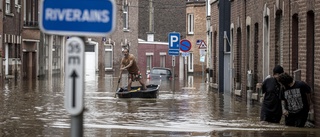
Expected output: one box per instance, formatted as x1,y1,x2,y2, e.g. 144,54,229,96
147,67,172,80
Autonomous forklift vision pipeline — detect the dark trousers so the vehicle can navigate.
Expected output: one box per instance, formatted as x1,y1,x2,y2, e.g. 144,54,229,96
285,110,309,127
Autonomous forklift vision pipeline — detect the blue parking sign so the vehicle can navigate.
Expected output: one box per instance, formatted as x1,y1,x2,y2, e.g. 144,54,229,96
168,32,180,56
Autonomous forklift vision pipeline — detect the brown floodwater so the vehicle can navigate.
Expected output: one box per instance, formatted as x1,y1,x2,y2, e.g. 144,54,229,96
0,74,319,137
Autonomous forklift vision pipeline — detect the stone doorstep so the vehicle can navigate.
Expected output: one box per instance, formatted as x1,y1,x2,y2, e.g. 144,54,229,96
210,83,218,89
208,85,260,102
252,93,259,100
5,75,14,79
235,90,259,100
235,90,241,96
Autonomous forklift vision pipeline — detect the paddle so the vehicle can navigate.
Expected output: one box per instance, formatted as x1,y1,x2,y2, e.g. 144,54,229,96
114,78,120,98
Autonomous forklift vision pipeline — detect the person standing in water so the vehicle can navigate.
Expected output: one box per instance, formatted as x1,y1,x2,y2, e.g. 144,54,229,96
260,65,285,124
119,48,147,91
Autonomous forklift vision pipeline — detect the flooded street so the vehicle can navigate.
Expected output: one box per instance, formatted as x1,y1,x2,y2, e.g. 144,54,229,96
0,74,319,137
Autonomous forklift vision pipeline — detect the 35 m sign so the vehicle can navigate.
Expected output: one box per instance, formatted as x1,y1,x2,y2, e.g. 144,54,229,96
64,37,84,116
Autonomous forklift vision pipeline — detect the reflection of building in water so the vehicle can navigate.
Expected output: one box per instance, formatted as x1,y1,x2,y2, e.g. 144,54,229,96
188,75,194,87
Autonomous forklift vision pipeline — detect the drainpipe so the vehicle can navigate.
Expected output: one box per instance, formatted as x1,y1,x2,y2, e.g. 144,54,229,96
48,35,53,80
206,0,211,83
5,43,8,76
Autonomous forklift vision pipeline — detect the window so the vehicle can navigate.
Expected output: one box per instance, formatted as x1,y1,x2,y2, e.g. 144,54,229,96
187,13,194,34
188,52,194,72
52,36,62,70
224,31,230,52
24,0,38,26
160,52,166,67
0,0,3,11
105,44,113,69
123,1,129,30
146,52,153,74
275,12,283,65
246,25,250,69
6,0,10,14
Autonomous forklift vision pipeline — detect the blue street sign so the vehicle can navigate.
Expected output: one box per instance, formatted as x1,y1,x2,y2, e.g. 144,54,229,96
180,39,192,52
39,0,116,36
168,32,180,56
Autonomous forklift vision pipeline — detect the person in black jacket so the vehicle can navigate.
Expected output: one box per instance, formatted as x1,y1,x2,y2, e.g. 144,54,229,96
260,65,284,124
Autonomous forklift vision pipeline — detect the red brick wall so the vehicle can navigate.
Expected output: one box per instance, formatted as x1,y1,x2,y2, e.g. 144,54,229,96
211,0,320,126
138,42,179,78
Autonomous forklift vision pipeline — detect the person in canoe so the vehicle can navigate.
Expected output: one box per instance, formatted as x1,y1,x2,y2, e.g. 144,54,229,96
119,48,147,91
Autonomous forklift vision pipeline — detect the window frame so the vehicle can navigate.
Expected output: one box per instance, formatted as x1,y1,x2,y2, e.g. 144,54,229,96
104,44,113,70
5,0,11,14
122,1,129,31
188,52,194,72
187,13,194,34
159,52,166,68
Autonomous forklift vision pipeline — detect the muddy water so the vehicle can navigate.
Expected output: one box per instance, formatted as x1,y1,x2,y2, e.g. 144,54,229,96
0,75,319,137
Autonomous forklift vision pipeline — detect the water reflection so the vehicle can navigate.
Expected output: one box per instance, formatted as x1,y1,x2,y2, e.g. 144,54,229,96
0,75,319,137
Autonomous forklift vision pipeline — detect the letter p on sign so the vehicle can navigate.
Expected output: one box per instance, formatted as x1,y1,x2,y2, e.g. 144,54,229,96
170,36,178,47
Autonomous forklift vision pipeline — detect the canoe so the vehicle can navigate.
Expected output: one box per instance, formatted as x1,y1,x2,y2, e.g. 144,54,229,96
116,84,160,98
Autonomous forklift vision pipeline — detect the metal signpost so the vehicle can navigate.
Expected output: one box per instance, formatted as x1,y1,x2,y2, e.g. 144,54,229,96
39,0,116,136
198,40,207,82
168,32,180,91
65,37,85,137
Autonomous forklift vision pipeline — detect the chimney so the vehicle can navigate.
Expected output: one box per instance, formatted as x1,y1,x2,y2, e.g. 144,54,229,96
147,32,154,42
147,0,154,42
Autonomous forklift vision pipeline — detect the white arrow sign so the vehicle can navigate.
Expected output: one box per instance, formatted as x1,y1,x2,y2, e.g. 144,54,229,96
65,37,84,115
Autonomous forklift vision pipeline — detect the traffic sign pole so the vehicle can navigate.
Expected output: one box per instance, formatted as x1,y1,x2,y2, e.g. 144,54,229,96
65,37,85,137
71,112,83,137
172,56,175,92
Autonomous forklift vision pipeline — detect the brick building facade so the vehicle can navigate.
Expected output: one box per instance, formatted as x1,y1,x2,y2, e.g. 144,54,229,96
209,0,320,127
186,1,207,75
2,0,23,79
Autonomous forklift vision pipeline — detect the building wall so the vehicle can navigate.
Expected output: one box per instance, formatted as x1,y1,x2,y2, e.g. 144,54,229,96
230,0,246,97
313,0,320,128
211,0,320,126
104,0,139,75
291,0,319,127
0,1,3,77
186,1,207,74
138,0,186,42
210,1,219,84
137,41,179,78
2,0,23,78
21,29,40,79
